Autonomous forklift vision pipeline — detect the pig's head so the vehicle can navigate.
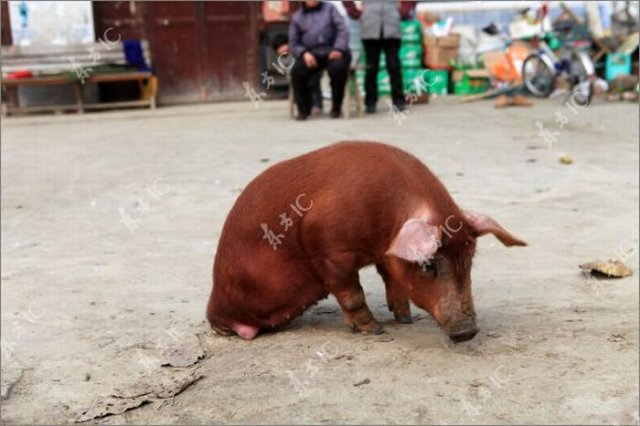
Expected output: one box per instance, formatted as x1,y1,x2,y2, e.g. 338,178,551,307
385,211,526,343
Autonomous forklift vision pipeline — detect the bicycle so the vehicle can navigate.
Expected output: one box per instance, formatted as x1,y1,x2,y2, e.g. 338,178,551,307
521,7,596,105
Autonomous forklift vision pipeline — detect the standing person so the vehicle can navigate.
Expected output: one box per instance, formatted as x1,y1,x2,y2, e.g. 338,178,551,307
345,1,416,113
289,0,351,120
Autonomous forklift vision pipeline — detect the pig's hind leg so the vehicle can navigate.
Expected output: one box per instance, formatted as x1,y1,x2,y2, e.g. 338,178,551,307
376,262,413,324
315,256,384,335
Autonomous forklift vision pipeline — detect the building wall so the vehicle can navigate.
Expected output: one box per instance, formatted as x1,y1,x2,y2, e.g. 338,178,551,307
93,1,262,104
2,2,13,45
8,1,94,46
5,1,98,107
3,1,262,105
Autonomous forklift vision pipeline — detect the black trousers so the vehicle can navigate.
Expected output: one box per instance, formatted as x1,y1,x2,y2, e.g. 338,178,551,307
363,38,404,108
309,73,323,110
291,51,351,116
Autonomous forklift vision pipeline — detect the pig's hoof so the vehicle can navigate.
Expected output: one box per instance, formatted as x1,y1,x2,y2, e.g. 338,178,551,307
357,320,384,335
394,314,413,324
210,324,234,336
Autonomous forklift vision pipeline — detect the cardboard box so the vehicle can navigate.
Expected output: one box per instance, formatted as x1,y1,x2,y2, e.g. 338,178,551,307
422,33,460,68
482,51,508,73
423,35,438,47
439,34,461,48
424,46,458,69
452,69,490,81
482,43,530,82
423,33,461,48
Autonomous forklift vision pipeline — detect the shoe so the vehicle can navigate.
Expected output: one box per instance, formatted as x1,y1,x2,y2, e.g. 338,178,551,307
494,95,510,108
365,105,376,114
296,114,309,121
394,103,406,112
311,106,323,116
511,94,533,107
330,109,341,118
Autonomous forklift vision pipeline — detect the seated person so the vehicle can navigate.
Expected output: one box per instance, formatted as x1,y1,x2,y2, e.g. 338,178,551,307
271,33,324,115
289,0,351,120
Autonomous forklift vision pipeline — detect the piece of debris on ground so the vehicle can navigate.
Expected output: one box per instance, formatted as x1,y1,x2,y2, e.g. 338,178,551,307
161,337,205,368
74,368,204,422
579,260,633,278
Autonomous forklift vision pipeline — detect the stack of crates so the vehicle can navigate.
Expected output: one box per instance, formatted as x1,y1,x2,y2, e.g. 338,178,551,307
399,20,428,96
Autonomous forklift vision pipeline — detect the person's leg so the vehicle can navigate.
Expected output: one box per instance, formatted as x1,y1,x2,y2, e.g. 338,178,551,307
362,39,381,112
383,38,405,109
326,51,351,117
291,58,314,118
309,71,323,113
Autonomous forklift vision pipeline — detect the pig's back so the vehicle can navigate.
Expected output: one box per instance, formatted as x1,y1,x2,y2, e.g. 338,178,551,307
218,141,457,260
253,141,441,199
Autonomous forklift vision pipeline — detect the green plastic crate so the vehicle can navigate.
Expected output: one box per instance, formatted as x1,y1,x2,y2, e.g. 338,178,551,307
400,44,424,69
402,68,418,93
377,70,391,95
378,52,386,68
401,20,422,44
453,72,489,95
424,69,448,95
403,68,430,94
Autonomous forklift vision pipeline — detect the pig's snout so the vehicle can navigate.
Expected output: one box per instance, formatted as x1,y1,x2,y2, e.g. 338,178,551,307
447,318,479,343
448,326,479,343
434,296,478,343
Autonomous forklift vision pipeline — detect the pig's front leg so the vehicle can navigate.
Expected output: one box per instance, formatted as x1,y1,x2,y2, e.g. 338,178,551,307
330,279,384,334
319,258,383,335
376,262,413,323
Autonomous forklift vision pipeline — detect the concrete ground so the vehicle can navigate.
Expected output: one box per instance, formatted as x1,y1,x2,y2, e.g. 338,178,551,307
1,97,638,425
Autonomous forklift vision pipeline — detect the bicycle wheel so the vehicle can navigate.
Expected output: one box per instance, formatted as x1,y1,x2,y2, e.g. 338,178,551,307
522,54,556,97
569,51,595,106
570,81,593,106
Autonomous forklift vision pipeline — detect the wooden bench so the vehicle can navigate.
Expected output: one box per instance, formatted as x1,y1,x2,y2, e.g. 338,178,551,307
1,41,158,116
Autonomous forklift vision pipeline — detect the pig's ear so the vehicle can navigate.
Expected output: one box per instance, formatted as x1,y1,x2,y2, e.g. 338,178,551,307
386,219,441,262
464,212,527,247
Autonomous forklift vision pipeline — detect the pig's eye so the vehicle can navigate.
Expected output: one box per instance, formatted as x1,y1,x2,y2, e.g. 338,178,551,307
419,261,437,276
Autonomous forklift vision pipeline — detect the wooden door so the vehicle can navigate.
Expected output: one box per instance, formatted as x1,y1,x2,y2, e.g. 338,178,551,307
94,1,260,104
1,1,12,46
145,2,260,103
144,2,204,103
200,1,259,101
92,1,146,41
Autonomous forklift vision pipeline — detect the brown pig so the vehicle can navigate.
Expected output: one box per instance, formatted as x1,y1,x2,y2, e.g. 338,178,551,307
206,142,526,342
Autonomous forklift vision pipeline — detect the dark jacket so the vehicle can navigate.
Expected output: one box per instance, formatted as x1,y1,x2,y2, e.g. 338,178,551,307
289,2,349,58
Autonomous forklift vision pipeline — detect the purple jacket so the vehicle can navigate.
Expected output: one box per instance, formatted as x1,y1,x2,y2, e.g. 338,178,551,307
289,2,349,58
